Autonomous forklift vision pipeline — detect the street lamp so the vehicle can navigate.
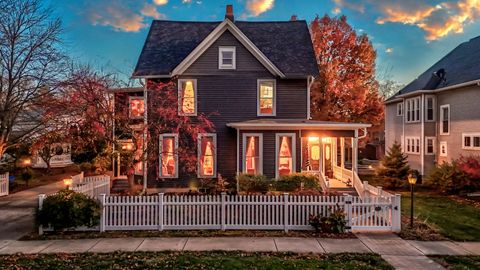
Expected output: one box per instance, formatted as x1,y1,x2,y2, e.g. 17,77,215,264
408,173,418,228
63,178,72,189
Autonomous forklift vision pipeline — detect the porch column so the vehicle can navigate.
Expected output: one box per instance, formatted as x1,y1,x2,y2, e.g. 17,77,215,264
352,130,358,174
340,137,345,179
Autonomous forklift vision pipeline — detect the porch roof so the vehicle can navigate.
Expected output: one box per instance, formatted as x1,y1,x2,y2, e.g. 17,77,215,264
226,119,371,130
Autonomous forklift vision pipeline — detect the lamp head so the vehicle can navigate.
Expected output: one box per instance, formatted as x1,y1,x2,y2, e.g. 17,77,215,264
408,173,417,185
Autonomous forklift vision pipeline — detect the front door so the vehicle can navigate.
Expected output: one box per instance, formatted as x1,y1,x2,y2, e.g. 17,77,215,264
323,142,333,178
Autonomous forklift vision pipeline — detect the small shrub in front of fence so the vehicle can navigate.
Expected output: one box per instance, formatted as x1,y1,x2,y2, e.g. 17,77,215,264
309,205,347,233
237,174,271,193
273,173,319,192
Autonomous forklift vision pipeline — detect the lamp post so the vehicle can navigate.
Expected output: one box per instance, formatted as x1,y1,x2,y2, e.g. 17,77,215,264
407,173,418,228
63,178,72,190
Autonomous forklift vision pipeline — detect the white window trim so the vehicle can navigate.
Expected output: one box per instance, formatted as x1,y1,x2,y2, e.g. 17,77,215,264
462,133,480,150
218,46,236,69
397,102,403,116
440,104,450,135
178,79,198,116
128,96,145,119
440,141,448,157
425,137,436,155
159,133,179,178
257,79,276,116
405,136,420,154
405,97,421,123
197,133,217,178
242,133,263,175
425,95,436,122
275,133,296,179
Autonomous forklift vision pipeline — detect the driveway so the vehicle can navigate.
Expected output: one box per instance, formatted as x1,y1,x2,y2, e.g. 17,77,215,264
0,181,64,240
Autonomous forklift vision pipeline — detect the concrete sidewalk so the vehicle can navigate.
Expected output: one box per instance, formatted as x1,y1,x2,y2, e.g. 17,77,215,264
0,234,478,269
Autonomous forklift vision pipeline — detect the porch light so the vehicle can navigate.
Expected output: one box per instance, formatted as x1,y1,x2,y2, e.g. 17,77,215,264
63,178,72,189
308,136,319,143
121,142,134,151
23,158,31,166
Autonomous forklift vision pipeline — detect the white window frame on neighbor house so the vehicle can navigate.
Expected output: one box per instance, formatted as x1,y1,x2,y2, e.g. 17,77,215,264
128,96,145,119
440,141,448,157
440,104,450,135
397,102,403,116
425,95,436,122
242,133,263,175
218,46,236,69
405,136,420,154
425,137,436,155
275,133,296,179
257,79,276,116
405,97,421,123
178,79,197,116
159,133,179,178
462,133,480,150
197,133,217,178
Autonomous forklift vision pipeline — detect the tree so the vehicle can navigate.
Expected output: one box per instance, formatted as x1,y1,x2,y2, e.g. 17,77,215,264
376,142,410,189
0,0,66,156
310,15,383,125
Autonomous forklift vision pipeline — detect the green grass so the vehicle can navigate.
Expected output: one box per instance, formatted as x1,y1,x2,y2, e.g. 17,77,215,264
401,192,480,241
430,256,480,270
0,251,394,270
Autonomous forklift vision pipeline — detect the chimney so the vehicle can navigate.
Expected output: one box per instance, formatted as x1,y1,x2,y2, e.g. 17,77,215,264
225,5,234,21
290,15,297,21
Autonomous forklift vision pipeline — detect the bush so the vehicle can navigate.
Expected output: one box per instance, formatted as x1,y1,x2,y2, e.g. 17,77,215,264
237,174,271,194
36,189,101,231
273,173,319,192
426,157,480,194
79,162,94,173
309,205,347,233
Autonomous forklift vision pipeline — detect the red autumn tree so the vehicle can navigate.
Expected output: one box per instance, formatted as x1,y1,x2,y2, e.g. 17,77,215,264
310,15,383,125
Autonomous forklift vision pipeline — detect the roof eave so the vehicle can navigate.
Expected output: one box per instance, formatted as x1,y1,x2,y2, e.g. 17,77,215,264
226,122,371,130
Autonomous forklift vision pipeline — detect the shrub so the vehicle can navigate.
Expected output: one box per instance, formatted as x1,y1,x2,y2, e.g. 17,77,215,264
309,205,347,233
376,141,410,189
237,174,271,194
273,173,319,192
425,161,464,194
457,155,480,190
36,189,101,231
79,162,94,173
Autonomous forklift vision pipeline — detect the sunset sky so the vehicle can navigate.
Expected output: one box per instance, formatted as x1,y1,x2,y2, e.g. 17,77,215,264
49,0,480,84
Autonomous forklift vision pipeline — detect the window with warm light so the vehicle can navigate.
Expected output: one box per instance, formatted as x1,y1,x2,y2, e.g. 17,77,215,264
276,134,295,178
159,134,178,178
243,134,263,175
178,79,197,115
198,134,216,178
218,46,236,69
129,97,145,119
258,79,276,116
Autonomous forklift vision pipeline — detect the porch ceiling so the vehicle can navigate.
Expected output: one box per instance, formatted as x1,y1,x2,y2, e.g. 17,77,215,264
226,119,371,130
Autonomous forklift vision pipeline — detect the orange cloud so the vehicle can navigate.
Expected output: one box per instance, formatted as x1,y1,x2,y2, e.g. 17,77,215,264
90,5,147,32
246,0,275,16
153,0,168,5
141,4,166,20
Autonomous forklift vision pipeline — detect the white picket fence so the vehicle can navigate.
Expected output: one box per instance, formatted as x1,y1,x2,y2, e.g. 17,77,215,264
0,172,8,197
70,172,110,197
94,193,401,233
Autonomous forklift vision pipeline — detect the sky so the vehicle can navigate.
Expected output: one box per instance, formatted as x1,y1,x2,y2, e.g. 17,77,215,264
48,0,480,85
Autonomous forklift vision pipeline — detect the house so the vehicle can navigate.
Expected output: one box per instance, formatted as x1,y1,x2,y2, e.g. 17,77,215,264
385,36,480,175
112,5,371,192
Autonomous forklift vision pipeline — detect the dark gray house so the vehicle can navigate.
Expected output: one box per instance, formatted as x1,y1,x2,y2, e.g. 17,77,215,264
114,6,370,192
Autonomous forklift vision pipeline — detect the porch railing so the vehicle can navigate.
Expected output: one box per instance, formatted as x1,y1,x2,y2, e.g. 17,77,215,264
0,172,8,197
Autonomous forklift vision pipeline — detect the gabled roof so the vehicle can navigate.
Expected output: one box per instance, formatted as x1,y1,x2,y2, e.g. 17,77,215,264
132,19,318,78
388,36,480,101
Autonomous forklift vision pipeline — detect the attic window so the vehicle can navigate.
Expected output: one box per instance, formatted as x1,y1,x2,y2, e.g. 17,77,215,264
218,46,236,69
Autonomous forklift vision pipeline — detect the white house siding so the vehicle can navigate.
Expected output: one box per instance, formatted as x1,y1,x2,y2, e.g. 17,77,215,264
385,103,403,150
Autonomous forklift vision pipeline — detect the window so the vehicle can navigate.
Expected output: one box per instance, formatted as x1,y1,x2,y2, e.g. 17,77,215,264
405,97,421,123
198,133,216,178
405,137,420,154
159,134,178,178
440,141,447,157
397,103,403,116
462,133,480,150
129,97,145,119
425,96,435,121
440,105,450,135
425,137,435,155
218,46,236,69
243,133,263,174
257,79,276,116
178,79,197,116
275,133,296,178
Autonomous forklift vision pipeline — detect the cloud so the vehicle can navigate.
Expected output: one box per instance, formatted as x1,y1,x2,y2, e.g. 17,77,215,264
385,48,393,53
246,0,275,16
90,5,147,32
141,4,166,19
153,0,168,5
332,7,341,15
333,0,365,13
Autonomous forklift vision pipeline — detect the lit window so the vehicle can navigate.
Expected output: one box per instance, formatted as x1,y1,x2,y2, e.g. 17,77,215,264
425,137,435,155
178,79,197,115
258,80,275,116
276,134,296,178
243,134,262,175
440,141,447,157
425,96,435,121
462,133,480,150
218,47,236,69
198,134,216,178
440,105,450,135
159,134,178,178
129,97,145,119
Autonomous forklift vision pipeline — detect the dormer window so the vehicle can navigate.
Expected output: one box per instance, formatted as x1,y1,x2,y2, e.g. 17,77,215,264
218,46,236,69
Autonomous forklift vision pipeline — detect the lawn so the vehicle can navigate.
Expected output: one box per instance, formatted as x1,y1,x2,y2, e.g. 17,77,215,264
401,192,480,241
430,256,480,270
0,251,394,270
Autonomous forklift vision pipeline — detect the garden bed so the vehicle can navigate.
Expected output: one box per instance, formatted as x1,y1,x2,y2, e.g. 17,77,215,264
430,255,480,270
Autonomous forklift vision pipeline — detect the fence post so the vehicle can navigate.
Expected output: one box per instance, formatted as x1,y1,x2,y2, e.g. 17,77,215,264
158,193,164,231
377,186,383,198
391,194,401,232
283,193,289,232
221,192,226,231
99,194,106,232
344,195,353,231
38,194,46,235
363,181,369,198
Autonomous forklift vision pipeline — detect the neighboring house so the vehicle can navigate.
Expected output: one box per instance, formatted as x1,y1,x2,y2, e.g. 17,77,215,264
385,36,480,175
113,5,370,191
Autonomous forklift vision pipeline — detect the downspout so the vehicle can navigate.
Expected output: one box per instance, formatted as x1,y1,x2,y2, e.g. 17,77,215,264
421,94,425,175
307,76,314,120
112,92,116,177
236,128,240,193
142,80,148,194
